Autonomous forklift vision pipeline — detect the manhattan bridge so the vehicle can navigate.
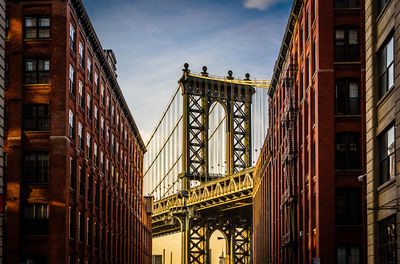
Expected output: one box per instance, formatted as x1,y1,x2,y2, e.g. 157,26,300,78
143,64,269,264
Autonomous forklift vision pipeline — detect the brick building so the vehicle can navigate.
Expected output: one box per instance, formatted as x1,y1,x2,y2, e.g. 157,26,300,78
365,0,400,263
5,0,151,263
0,1,5,263
253,0,366,262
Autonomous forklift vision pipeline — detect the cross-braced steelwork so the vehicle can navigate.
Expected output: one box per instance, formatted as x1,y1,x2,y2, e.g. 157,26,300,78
144,64,269,264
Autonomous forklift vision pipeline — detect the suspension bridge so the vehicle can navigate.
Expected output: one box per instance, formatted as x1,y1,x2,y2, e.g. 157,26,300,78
143,64,269,264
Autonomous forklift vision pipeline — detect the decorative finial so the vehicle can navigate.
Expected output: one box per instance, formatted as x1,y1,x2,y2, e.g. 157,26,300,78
183,63,190,73
245,73,250,80
227,70,233,80
201,66,208,76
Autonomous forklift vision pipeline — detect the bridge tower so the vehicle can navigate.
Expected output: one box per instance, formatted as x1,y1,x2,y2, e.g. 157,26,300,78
178,63,255,264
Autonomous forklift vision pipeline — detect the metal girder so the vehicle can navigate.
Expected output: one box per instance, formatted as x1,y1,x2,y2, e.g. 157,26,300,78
179,69,255,183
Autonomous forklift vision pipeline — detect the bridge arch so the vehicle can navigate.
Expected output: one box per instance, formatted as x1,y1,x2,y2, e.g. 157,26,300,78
209,229,228,264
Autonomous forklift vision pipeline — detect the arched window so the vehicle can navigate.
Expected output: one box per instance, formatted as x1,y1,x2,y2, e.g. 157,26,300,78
335,79,360,115
335,132,361,169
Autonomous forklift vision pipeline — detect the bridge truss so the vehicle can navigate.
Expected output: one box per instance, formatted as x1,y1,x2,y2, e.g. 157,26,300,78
143,64,269,264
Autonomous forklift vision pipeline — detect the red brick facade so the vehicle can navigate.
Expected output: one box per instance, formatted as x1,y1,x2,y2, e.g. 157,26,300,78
5,0,151,263
253,0,366,263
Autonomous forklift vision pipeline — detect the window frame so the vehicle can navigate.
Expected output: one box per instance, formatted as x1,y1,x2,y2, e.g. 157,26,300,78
379,215,397,263
378,35,394,99
379,125,395,185
335,187,362,226
24,15,50,39
24,58,50,84
78,81,84,110
23,203,49,236
334,26,360,62
335,132,361,170
23,104,50,131
69,23,75,52
334,0,360,8
23,152,49,184
335,78,360,115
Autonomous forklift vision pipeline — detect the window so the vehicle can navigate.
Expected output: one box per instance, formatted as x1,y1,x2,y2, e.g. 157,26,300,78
335,132,361,169
68,110,75,139
305,8,309,40
312,0,316,22
95,72,99,94
101,85,105,106
101,151,104,173
94,106,99,130
79,166,85,197
335,0,359,8
78,42,84,68
101,116,105,139
87,94,91,120
107,127,110,148
69,23,75,51
69,65,75,95
79,211,84,242
70,157,76,190
116,143,119,162
107,96,110,115
87,59,92,82
23,152,49,183
335,27,359,62
94,143,98,167
112,106,115,125
299,25,303,54
5,16,9,39
69,206,75,239
379,215,397,263
378,0,389,13
335,79,360,115
24,104,49,131
24,16,50,39
335,188,361,225
379,36,394,98
88,174,92,203
24,58,50,84
78,81,84,109
336,246,360,264
379,125,395,185
305,55,310,88
78,122,84,150
87,133,91,159
312,39,316,73
5,58,8,87
23,204,48,235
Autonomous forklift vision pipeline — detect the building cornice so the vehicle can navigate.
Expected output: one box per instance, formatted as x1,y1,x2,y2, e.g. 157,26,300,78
69,0,146,152
269,0,303,98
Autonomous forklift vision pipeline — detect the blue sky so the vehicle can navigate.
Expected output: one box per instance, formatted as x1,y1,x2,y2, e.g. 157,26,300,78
83,0,292,141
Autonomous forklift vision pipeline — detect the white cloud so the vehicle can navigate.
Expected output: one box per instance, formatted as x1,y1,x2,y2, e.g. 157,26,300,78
243,0,283,10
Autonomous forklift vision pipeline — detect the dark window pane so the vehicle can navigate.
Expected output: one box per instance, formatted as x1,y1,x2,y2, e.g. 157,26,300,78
379,215,396,263
335,132,361,169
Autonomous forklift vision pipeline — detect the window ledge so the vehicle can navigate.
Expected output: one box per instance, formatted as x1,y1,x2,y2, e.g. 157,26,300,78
333,61,362,65
333,7,361,11
24,83,51,87
24,130,50,133
334,114,361,117
377,177,396,192
335,169,362,172
376,85,395,108
376,0,393,23
23,182,49,186
23,38,51,42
